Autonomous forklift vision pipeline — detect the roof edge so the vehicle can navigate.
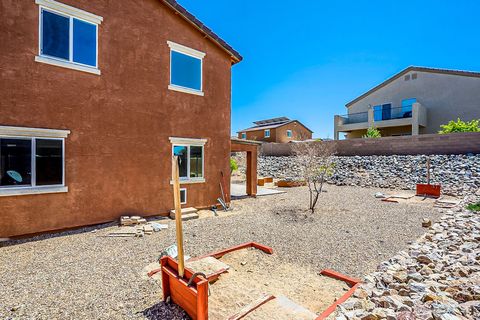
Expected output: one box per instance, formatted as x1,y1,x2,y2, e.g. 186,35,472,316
237,120,314,133
346,66,480,107
161,0,242,64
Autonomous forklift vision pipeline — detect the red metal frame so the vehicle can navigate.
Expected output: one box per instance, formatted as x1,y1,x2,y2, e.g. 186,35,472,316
315,269,361,320
158,243,361,320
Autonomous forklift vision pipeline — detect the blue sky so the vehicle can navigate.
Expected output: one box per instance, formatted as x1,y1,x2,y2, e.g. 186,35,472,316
178,0,480,138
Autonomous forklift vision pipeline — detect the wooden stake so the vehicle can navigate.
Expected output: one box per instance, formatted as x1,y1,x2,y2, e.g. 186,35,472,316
172,156,185,278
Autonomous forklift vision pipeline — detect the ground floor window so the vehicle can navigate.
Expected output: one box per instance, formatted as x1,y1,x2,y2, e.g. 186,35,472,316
0,138,64,188
170,137,207,183
0,126,70,196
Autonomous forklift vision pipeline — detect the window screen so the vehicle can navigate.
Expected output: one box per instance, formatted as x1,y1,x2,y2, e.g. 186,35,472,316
41,10,70,60
35,139,63,186
171,51,202,90
173,146,188,178
73,19,97,66
0,139,32,187
190,146,203,178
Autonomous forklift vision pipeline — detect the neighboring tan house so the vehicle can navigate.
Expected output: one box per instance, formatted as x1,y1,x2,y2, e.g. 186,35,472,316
334,66,480,139
0,0,242,237
238,117,313,143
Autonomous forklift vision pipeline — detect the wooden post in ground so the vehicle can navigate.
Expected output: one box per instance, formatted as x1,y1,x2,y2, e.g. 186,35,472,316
172,156,185,278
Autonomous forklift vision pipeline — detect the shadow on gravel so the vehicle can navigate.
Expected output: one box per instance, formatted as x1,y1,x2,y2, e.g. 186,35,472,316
142,302,191,320
0,221,117,248
272,204,315,223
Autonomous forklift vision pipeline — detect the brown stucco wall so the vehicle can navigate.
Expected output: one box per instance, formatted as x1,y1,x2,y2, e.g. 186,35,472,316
274,122,312,143
239,129,277,142
238,121,312,143
0,0,234,237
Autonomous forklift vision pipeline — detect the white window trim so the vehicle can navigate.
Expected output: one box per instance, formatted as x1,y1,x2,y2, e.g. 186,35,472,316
0,125,70,197
169,137,206,184
241,132,246,139
0,126,70,138
286,130,292,137
167,41,205,96
180,188,187,205
35,0,103,24
169,137,207,146
167,41,206,59
36,0,102,75
0,186,68,197
264,129,270,138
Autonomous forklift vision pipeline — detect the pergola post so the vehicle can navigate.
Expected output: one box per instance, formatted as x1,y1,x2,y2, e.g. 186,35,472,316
231,138,261,198
246,150,257,196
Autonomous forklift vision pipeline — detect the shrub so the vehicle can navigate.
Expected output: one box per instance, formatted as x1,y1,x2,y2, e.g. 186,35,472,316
230,158,238,173
466,202,480,212
439,118,480,134
363,126,381,138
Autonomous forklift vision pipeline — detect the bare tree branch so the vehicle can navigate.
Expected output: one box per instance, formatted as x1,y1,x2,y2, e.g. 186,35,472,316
291,140,335,213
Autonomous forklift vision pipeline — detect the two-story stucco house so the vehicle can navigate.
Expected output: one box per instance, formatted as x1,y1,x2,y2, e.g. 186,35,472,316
334,66,480,139
0,0,242,237
238,117,313,143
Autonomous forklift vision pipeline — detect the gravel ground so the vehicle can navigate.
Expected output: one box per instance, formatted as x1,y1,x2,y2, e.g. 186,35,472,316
0,184,443,319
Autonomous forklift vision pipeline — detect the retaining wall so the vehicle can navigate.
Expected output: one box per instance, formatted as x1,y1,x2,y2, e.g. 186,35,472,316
260,132,480,156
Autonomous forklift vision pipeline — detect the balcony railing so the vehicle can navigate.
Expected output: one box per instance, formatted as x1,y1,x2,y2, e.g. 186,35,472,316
339,111,368,124
374,106,412,121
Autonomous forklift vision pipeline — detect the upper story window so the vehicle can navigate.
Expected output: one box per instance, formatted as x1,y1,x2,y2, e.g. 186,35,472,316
286,130,292,138
0,125,70,196
264,129,270,138
167,41,205,96
241,132,246,139
170,137,207,184
35,0,103,75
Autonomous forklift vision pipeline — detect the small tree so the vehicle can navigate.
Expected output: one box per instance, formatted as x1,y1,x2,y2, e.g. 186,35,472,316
230,158,238,173
363,126,381,138
292,141,335,213
439,118,480,134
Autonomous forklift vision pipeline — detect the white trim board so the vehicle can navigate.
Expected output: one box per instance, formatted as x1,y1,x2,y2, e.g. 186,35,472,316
169,137,207,146
0,186,68,197
170,178,206,185
0,125,70,138
35,56,101,75
167,41,206,59
35,0,103,24
168,84,204,96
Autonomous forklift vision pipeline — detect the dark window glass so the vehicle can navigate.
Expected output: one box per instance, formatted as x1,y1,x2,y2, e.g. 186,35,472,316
35,139,63,186
42,10,70,60
180,189,186,203
190,146,203,178
173,146,188,178
171,51,202,90
73,18,97,67
0,139,32,186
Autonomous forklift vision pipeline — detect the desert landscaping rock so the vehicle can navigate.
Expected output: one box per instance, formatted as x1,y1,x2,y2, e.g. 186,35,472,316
331,192,480,320
0,185,441,319
253,154,480,197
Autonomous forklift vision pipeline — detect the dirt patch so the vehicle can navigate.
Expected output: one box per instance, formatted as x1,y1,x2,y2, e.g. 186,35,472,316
207,248,350,320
